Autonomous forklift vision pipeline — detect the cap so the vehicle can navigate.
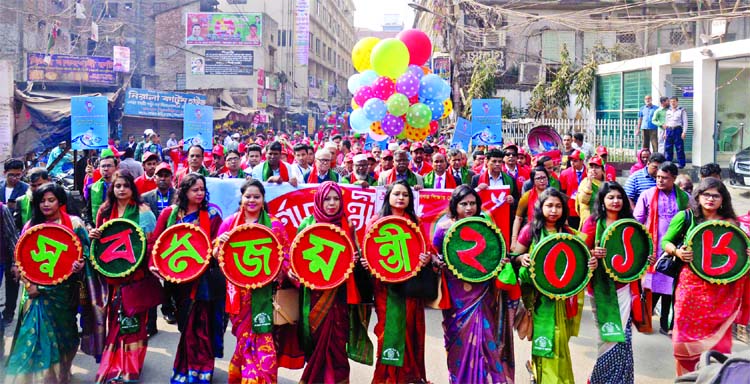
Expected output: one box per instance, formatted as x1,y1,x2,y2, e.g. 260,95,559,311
142,151,159,162
596,145,608,156
353,154,368,163
588,155,604,167
503,143,519,153
410,142,424,152
212,145,225,157
570,150,584,161
101,148,115,158
382,150,394,159
155,162,173,175
365,152,376,160
143,128,155,136
232,133,240,138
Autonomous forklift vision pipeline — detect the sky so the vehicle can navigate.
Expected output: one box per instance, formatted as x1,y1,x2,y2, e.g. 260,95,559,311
353,0,415,30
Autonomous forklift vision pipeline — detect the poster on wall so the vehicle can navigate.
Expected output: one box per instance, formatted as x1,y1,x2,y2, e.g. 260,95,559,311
113,46,130,72
183,104,214,150
295,0,310,65
470,99,503,146
186,12,262,47
432,55,451,82
70,96,108,150
191,50,253,76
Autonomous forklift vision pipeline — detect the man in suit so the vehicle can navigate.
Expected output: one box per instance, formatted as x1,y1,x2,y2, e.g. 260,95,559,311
447,149,474,185
424,153,458,189
377,150,424,188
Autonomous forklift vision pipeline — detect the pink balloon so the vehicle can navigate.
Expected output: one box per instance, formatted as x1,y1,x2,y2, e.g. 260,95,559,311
397,29,433,66
396,73,420,97
382,113,405,136
354,86,374,107
372,76,396,100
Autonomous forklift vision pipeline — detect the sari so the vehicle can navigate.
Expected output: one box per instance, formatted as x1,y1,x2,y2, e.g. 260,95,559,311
662,211,750,375
433,222,515,384
94,203,157,383
5,214,89,384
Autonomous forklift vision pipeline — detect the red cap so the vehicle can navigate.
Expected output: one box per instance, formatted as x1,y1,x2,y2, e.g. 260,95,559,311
382,150,394,159
410,142,424,152
365,152,376,160
155,162,173,175
570,150,584,161
596,145,608,156
212,145,225,157
588,155,604,167
142,151,159,162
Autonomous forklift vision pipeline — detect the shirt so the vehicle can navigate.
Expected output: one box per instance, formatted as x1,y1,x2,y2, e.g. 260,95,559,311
651,107,668,128
638,104,659,129
665,107,688,129
623,168,657,201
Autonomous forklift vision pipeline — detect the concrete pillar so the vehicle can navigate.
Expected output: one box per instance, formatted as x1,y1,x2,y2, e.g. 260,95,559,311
692,57,717,166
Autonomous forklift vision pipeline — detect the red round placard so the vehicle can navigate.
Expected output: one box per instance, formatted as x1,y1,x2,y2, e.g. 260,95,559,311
290,223,356,289
217,223,284,289
151,223,212,283
362,216,426,283
15,223,83,285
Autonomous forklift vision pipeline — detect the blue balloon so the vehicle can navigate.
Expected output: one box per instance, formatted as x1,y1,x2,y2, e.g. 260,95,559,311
435,79,451,101
347,74,362,94
349,109,372,133
407,65,425,79
363,98,387,121
423,99,445,121
418,74,443,101
360,70,379,87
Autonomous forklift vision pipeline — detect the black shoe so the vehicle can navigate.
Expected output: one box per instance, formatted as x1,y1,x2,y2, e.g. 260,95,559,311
147,329,158,338
163,314,176,325
659,327,671,337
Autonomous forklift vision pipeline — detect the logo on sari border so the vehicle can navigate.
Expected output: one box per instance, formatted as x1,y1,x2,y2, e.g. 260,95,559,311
382,348,400,361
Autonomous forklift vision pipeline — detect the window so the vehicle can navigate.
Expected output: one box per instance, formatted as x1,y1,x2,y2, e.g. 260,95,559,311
616,32,636,44
542,30,575,64
316,39,320,54
670,30,687,46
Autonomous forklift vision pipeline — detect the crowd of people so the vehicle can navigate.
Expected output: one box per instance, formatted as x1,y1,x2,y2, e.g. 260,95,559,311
0,124,747,384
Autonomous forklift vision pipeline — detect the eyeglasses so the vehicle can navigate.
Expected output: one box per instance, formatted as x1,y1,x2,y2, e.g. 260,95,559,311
100,164,115,168
316,158,332,162
700,193,722,200
5,173,22,178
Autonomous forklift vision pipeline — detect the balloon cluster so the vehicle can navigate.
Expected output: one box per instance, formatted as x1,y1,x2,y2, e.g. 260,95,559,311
348,29,453,142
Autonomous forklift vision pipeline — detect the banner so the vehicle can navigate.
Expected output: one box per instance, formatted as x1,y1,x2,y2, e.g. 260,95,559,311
70,96,108,150
364,133,388,151
27,53,115,85
113,46,130,72
124,88,207,119
186,13,263,47
183,104,214,150
205,178,512,251
192,50,253,76
295,0,310,65
451,117,472,151
471,99,503,146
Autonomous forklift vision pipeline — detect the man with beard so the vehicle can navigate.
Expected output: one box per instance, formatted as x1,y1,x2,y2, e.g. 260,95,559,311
345,154,377,187
175,145,210,185
424,153,457,189
409,142,433,176
250,141,301,186
378,149,424,188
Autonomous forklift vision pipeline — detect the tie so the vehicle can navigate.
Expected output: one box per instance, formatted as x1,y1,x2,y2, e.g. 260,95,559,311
436,176,442,189
576,171,582,183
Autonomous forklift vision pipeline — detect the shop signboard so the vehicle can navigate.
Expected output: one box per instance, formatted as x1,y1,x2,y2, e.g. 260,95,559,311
27,53,115,85
124,88,207,119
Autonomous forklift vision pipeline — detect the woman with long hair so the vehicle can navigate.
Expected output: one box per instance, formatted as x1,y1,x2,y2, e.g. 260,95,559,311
512,188,597,383
366,179,431,383
149,173,225,383
662,178,750,375
433,185,515,383
214,179,292,382
511,166,549,248
88,170,156,383
575,155,607,229
5,183,88,383
580,182,643,384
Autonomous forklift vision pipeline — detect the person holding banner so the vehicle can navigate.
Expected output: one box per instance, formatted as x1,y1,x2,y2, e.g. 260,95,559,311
88,170,157,383
305,149,343,183
580,182,642,384
6,183,88,383
661,178,750,375
432,185,515,383
213,179,292,383
511,188,598,384
150,173,225,383
366,180,432,383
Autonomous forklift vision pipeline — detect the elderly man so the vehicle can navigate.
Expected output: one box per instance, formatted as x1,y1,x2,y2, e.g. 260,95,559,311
377,149,424,188
346,154,377,187
424,153,457,189
305,149,342,183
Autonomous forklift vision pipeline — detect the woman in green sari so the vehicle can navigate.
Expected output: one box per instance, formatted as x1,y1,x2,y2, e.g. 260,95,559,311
6,183,89,383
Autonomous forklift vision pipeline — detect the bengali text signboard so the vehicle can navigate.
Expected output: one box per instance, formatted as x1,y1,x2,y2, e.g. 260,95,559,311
27,53,115,85
124,88,207,119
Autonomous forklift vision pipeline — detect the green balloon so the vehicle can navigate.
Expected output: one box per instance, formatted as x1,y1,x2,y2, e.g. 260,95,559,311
406,103,432,128
370,38,410,79
396,130,407,140
386,94,409,116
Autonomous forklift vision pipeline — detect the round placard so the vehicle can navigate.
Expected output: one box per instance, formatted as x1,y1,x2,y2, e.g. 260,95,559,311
217,223,284,289
363,216,426,283
529,233,592,299
443,217,506,282
685,220,750,284
15,223,83,285
527,125,562,156
151,223,212,283
600,219,653,283
290,223,356,289
90,219,147,278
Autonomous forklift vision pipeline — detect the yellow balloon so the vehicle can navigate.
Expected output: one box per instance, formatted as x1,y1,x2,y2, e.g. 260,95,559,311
441,99,453,119
351,98,360,110
370,121,385,135
352,37,380,73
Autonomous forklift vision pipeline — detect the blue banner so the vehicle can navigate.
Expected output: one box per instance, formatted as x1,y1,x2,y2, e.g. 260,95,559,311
124,88,207,119
70,96,108,150
451,117,472,151
183,104,214,150
364,134,389,151
471,99,503,146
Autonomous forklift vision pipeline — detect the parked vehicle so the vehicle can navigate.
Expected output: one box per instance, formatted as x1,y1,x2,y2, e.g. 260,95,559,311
729,148,750,189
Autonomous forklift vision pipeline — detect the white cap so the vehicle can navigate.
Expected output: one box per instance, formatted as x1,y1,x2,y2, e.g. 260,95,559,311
353,154,368,163
232,133,240,138
143,128,155,136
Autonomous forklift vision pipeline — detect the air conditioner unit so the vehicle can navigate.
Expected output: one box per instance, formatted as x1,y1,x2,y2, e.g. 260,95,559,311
482,30,507,48
519,62,543,84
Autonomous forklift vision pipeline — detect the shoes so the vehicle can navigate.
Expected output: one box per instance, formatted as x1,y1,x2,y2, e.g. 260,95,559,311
163,314,176,325
659,328,672,338
147,329,158,338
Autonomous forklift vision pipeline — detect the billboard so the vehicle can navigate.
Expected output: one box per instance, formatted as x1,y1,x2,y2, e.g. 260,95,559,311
191,50,253,75
186,12,262,47
27,53,115,85
471,99,503,146
124,88,207,119
295,0,310,65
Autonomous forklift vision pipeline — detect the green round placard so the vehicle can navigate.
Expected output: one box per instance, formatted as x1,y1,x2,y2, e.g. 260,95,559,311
600,219,653,283
530,233,592,299
443,217,506,283
685,220,750,285
90,218,146,278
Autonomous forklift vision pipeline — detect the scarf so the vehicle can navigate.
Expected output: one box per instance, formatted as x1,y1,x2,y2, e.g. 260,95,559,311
478,169,512,188
424,171,456,189
312,181,344,223
107,200,139,224
646,185,689,272
306,161,338,183
57,205,74,230
262,160,290,182
386,168,417,186
591,218,626,342
90,180,108,222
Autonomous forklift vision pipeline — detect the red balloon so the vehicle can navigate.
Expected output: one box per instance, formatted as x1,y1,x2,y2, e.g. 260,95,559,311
408,95,420,105
397,29,433,66
429,121,439,136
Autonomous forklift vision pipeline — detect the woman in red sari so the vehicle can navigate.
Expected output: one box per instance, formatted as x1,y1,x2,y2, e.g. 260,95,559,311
662,177,750,375
88,170,157,383
214,178,292,383
366,179,431,383
150,173,224,383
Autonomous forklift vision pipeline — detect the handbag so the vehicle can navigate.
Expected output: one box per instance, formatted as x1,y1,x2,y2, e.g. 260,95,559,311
273,288,300,325
514,303,533,341
392,266,439,300
117,289,141,335
121,274,164,317
654,209,693,279
631,281,653,333
352,263,375,304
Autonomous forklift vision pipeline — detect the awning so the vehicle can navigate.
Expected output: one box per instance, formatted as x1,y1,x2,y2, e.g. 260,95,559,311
213,106,264,122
